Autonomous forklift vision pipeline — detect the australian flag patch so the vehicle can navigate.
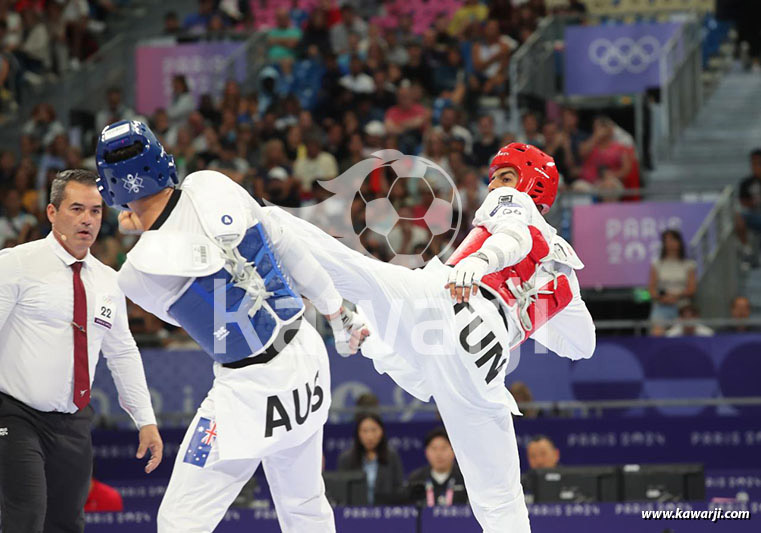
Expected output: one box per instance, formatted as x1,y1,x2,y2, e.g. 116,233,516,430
183,417,217,468
489,194,521,216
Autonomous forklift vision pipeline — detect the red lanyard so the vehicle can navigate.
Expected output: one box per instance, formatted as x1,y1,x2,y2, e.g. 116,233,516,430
425,477,455,507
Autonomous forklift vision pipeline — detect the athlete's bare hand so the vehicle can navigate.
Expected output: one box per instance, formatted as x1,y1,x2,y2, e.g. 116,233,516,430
118,211,145,234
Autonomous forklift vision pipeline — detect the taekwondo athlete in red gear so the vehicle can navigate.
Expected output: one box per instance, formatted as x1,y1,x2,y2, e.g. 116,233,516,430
265,143,596,533
95,120,368,533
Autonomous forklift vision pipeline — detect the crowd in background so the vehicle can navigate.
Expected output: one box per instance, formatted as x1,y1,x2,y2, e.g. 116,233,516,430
0,0,123,112
0,0,642,254
0,0,754,342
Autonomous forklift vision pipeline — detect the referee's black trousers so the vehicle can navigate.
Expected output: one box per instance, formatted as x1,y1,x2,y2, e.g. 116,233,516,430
0,392,94,533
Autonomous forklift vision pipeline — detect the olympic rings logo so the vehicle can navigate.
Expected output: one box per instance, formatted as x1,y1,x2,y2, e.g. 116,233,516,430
588,36,661,74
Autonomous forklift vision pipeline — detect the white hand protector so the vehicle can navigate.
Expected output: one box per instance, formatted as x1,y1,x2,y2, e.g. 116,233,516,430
329,306,370,357
446,253,489,303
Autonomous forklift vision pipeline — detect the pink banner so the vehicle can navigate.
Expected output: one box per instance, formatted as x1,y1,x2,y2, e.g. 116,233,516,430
135,42,246,115
572,202,713,288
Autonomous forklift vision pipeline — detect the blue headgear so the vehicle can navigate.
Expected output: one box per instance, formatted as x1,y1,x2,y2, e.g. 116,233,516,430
95,120,178,209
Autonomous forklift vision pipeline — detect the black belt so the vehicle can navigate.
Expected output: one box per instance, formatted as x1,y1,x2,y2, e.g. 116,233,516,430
222,315,303,369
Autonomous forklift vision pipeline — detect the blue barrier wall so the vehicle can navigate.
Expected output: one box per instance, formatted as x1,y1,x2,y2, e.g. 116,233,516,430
93,416,761,481
91,334,761,424
83,503,759,533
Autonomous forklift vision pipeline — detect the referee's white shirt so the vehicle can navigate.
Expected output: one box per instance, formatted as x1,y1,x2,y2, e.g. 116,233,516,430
0,232,156,428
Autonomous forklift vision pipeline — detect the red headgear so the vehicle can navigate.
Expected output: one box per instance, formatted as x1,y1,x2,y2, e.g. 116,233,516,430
488,143,559,214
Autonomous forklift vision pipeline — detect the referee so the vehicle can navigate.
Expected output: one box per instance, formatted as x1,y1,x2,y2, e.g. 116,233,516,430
0,170,162,533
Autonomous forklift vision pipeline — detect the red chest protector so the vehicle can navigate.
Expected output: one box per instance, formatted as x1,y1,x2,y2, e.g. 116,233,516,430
446,226,574,341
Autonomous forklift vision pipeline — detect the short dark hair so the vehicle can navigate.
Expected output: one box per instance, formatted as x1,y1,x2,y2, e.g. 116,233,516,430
424,426,450,448
751,149,761,159
529,434,556,448
50,169,98,209
355,392,379,408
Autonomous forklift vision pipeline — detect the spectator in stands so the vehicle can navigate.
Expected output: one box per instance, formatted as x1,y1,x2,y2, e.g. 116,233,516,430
579,116,632,191
406,427,467,507
458,169,488,225
472,114,500,167
184,0,216,34
268,8,302,63
163,11,181,36
564,0,588,16
401,43,430,90
209,138,249,183
22,102,64,152
517,111,544,149
541,120,575,186
595,165,625,202
0,21,13,102
167,74,195,127
488,0,514,36
471,19,510,96
35,132,68,191
337,413,405,505
61,0,91,67
330,4,367,55
44,0,69,74
14,158,38,214
96,87,135,134
0,1,22,53
385,84,429,154
665,304,715,338
384,28,408,66
509,381,539,419
339,55,375,95
730,296,757,333
560,107,588,175
526,435,560,470
0,149,16,184
0,187,38,248
420,130,452,177
448,0,488,37
433,106,472,155
649,229,697,331
301,7,332,58
293,132,338,191
431,45,467,107
15,8,51,78
736,149,761,252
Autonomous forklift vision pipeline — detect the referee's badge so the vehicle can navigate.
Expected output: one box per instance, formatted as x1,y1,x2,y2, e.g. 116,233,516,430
94,294,115,329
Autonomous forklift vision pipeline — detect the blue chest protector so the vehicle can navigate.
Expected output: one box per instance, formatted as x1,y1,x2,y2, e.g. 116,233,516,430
167,223,304,363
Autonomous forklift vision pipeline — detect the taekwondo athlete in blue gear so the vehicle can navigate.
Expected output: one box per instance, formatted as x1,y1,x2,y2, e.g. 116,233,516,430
95,120,368,533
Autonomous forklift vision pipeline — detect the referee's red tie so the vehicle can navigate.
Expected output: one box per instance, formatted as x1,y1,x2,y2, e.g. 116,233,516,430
71,261,90,409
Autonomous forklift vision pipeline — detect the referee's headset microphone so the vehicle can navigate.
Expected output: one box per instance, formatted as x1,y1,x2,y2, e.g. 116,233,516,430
53,226,67,242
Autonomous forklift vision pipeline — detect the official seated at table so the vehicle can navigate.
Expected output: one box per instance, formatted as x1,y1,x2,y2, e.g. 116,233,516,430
337,413,405,505
406,427,468,507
